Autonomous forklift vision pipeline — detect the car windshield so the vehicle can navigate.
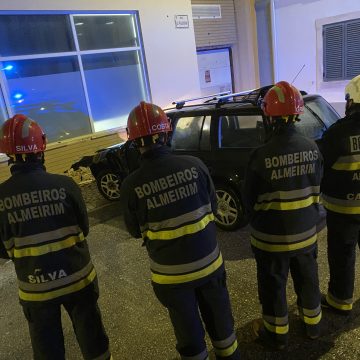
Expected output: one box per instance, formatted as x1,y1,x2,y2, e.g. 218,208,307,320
295,97,340,140
305,97,340,128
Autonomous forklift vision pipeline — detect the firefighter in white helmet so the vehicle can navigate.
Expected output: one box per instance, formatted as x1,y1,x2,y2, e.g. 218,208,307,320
319,74,360,314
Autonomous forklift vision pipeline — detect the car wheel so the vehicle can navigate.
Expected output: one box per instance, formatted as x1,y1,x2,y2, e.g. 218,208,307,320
215,185,245,231
96,169,122,201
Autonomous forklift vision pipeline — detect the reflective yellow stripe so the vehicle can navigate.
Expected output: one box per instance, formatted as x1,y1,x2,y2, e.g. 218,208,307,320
7,249,14,258
254,196,320,211
150,246,220,274
302,311,322,325
332,162,360,171
299,305,321,317
326,294,353,311
143,214,214,240
263,314,288,325
214,340,238,358
257,186,320,203
18,261,94,292
251,234,317,252
14,234,85,258
322,199,360,215
264,320,289,335
151,253,223,284
144,203,212,232
19,268,96,302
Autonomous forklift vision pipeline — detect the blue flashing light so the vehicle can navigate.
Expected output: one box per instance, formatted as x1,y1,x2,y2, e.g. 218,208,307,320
2,65,14,71
13,93,23,100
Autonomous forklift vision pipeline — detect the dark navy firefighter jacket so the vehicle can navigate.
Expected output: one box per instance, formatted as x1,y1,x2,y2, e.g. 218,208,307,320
243,124,324,254
0,162,97,305
120,146,224,286
319,112,360,220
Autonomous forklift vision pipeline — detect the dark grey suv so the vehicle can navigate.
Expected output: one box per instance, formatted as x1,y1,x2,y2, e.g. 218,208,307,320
70,86,340,231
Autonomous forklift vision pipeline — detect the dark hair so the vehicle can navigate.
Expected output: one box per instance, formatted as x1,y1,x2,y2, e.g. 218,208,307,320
9,152,44,164
346,102,360,116
134,132,168,148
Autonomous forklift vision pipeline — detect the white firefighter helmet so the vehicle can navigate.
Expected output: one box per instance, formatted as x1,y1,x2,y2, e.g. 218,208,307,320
345,75,360,104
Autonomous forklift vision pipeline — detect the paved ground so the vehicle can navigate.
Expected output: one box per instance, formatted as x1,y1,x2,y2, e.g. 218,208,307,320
1,182,360,359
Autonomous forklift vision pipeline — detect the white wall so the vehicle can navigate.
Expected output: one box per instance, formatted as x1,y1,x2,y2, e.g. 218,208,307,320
0,0,201,108
274,0,360,116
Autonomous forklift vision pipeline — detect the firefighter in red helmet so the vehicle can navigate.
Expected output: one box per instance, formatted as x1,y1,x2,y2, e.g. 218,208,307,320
0,114,111,360
243,82,323,349
121,102,241,360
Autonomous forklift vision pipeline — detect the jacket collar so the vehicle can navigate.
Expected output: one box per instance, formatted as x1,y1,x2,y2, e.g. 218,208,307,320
141,145,172,162
10,161,46,175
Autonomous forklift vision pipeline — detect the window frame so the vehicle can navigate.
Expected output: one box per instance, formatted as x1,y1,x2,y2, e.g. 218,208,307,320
0,10,151,144
323,18,360,82
316,10,360,92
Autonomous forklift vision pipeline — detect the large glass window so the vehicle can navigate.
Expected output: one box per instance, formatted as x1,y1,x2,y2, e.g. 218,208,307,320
3,57,91,142
82,50,147,132
0,12,149,145
74,14,139,50
0,15,74,56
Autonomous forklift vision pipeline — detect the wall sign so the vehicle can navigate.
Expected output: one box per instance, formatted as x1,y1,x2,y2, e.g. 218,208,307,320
175,15,189,29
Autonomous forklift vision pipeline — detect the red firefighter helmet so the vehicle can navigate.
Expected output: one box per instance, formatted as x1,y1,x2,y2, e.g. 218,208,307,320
262,81,304,116
0,114,46,154
127,101,171,141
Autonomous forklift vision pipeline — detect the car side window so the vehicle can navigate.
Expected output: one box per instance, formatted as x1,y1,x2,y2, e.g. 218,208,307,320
296,107,325,140
171,116,203,150
219,115,264,148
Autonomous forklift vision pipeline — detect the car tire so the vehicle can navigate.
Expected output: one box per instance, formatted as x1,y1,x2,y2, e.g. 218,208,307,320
96,169,122,201
215,184,246,231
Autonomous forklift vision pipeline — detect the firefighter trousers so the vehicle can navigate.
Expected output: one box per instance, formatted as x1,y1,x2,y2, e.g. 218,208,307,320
253,246,321,346
153,271,241,360
22,291,110,360
326,211,360,311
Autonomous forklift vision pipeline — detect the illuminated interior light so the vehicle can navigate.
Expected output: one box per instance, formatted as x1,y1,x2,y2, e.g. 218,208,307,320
75,22,84,26
106,21,114,25
17,99,24,103
40,107,46,111
65,132,70,135
13,93,23,99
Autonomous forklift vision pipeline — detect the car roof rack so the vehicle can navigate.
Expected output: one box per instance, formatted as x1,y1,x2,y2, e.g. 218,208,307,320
171,85,306,110
172,91,231,109
213,85,274,107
